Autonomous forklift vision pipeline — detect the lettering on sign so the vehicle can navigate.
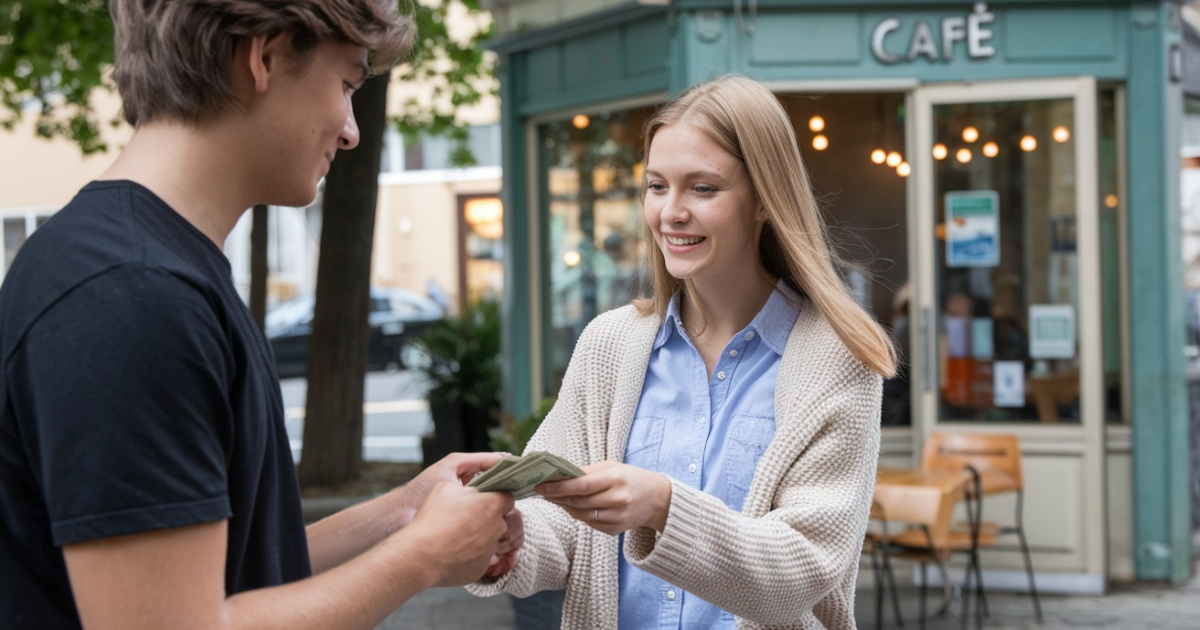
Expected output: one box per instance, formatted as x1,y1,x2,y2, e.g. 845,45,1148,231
872,2,997,65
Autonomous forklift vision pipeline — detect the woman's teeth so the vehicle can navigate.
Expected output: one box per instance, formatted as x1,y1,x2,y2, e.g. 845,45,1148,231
666,236,704,246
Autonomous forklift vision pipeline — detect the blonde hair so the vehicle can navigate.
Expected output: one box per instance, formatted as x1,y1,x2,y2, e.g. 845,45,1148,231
635,75,897,377
111,0,415,126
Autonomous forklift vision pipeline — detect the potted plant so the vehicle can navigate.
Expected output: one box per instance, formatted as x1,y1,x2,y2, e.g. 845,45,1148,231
412,300,501,465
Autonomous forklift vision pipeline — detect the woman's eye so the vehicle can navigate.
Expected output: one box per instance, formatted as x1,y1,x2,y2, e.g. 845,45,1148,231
647,182,666,192
694,184,717,194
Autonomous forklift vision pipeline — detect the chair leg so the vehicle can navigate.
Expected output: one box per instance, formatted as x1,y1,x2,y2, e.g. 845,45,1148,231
972,547,989,617
1017,527,1043,622
919,563,928,630
871,549,884,630
959,557,972,630
883,554,905,628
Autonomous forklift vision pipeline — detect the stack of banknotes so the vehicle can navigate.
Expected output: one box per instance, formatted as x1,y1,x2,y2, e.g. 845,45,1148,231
467,451,585,499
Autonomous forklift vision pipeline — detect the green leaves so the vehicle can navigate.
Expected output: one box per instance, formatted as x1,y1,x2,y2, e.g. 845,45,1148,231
2,0,495,160
0,0,114,154
392,0,495,167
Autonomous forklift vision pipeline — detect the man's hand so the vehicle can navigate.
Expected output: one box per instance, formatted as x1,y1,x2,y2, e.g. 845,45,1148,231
536,461,672,536
390,452,506,529
400,482,515,587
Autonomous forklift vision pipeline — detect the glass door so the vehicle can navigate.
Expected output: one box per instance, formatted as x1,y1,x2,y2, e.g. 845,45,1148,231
909,78,1106,583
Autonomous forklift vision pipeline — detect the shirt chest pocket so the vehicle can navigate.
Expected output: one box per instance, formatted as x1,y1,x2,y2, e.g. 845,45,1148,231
726,414,776,494
623,415,665,470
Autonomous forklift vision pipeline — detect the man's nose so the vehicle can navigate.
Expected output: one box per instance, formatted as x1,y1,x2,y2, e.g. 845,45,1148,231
339,108,360,150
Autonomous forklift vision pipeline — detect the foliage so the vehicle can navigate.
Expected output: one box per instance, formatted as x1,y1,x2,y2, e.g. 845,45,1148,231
491,397,555,455
413,300,502,413
1,0,495,160
391,0,495,166
0,0,115,154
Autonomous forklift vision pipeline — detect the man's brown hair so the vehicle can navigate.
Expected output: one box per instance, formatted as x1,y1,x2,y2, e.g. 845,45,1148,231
110,0,414,126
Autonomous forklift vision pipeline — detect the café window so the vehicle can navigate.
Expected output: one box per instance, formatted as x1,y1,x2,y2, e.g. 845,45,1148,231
540,106,656,392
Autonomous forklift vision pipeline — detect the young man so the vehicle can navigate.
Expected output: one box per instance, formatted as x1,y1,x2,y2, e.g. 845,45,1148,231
0,2,520,628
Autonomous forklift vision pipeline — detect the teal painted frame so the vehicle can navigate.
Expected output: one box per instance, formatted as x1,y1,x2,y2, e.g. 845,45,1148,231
1126,0,1190,583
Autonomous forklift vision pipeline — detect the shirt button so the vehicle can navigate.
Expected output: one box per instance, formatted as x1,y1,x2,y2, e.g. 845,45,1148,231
744,331,755,341
667,590,677,600
717,371,726,380
729,349,738,357
688,463,697,473
697,416,706,424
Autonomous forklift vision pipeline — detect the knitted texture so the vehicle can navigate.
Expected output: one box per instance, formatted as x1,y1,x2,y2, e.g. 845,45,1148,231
468,302,882,629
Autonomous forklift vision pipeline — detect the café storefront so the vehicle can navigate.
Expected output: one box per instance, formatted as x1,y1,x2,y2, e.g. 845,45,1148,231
490,0,1193,588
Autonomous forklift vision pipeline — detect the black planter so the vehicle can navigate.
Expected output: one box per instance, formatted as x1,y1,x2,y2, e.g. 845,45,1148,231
426,400,494,466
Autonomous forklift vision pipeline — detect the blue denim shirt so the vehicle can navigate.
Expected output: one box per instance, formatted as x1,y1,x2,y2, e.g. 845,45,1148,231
618,283,801,629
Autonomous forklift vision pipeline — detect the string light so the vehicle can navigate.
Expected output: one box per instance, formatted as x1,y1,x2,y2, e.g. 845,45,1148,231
871,149,887,164
1053,126,1070,143
809,116,825,132
983,142,999,158
1105,194,1119,208
572,114,589,129
1020,135,1038,152
962,126,979,143
812,134,829,151
897,162,911,177
956,148,972,163
563,250,581,266
932,144,948,160
886,151,902,167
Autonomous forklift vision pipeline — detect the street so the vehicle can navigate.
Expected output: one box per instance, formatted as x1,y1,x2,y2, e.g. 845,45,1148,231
281,369,433,464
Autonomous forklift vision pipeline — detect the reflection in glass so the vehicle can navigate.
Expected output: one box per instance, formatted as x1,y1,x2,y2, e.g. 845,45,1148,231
541,107,656,391
934,98,1081,423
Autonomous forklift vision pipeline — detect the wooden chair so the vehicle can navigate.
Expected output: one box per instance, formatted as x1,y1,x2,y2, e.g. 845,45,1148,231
921,433,1043,622
870,479,965,629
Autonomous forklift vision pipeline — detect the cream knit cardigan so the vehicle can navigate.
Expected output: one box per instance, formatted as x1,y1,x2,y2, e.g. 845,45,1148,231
469,302,881,629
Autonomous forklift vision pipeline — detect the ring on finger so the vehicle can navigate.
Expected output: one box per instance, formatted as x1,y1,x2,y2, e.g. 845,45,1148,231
593,508,600,523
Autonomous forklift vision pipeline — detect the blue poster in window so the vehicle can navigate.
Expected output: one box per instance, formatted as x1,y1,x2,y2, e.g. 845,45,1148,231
945,191,1000,268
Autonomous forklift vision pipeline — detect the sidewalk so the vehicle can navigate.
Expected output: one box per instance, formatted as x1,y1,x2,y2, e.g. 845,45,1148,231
367,560,1200,630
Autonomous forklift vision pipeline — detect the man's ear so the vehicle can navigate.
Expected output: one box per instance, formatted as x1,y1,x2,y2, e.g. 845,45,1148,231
245,32,292,94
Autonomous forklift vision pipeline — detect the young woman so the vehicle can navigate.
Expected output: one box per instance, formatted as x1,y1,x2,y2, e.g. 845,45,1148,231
471,75,897,629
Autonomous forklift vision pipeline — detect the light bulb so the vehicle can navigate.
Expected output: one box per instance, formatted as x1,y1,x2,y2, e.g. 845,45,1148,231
871,149,887,164
886,151,902,167
962,126,979,143
956,148,972,163
983,142,999,157
932,144,948,160
1053,126,1070,143
809,116,825,132
812,134,828,151
897,162,911,177
1020,135,1037,152
572,114,589,129
563,250,581,266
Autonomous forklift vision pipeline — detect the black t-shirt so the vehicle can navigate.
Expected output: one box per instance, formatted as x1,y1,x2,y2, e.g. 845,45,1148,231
0,181,311,628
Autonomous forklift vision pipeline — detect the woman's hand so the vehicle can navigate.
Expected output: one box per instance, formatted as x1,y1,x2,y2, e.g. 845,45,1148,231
535,461,672,536
483,508,524,578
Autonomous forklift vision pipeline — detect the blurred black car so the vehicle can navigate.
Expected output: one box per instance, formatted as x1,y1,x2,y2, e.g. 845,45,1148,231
265,287,445,378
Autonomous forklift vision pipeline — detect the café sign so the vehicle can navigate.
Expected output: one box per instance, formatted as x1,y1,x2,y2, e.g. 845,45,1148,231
872,3,997,64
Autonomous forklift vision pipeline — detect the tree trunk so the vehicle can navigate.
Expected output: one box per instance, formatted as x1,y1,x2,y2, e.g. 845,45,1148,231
298,72,389,488
248,204,269,331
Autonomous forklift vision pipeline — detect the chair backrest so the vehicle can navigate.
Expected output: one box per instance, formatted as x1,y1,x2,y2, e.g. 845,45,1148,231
871,483,954,548
921,432,1023,493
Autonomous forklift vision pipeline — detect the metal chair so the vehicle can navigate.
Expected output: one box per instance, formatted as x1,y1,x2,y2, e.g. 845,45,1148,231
870,479,975,629
921,432,1043,622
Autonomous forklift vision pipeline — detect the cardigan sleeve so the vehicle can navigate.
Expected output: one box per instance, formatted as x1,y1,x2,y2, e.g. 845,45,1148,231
465,323,599,599
623,360,882,625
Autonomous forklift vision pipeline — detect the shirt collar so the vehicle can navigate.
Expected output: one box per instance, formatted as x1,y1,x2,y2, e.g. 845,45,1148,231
653,281,801,353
